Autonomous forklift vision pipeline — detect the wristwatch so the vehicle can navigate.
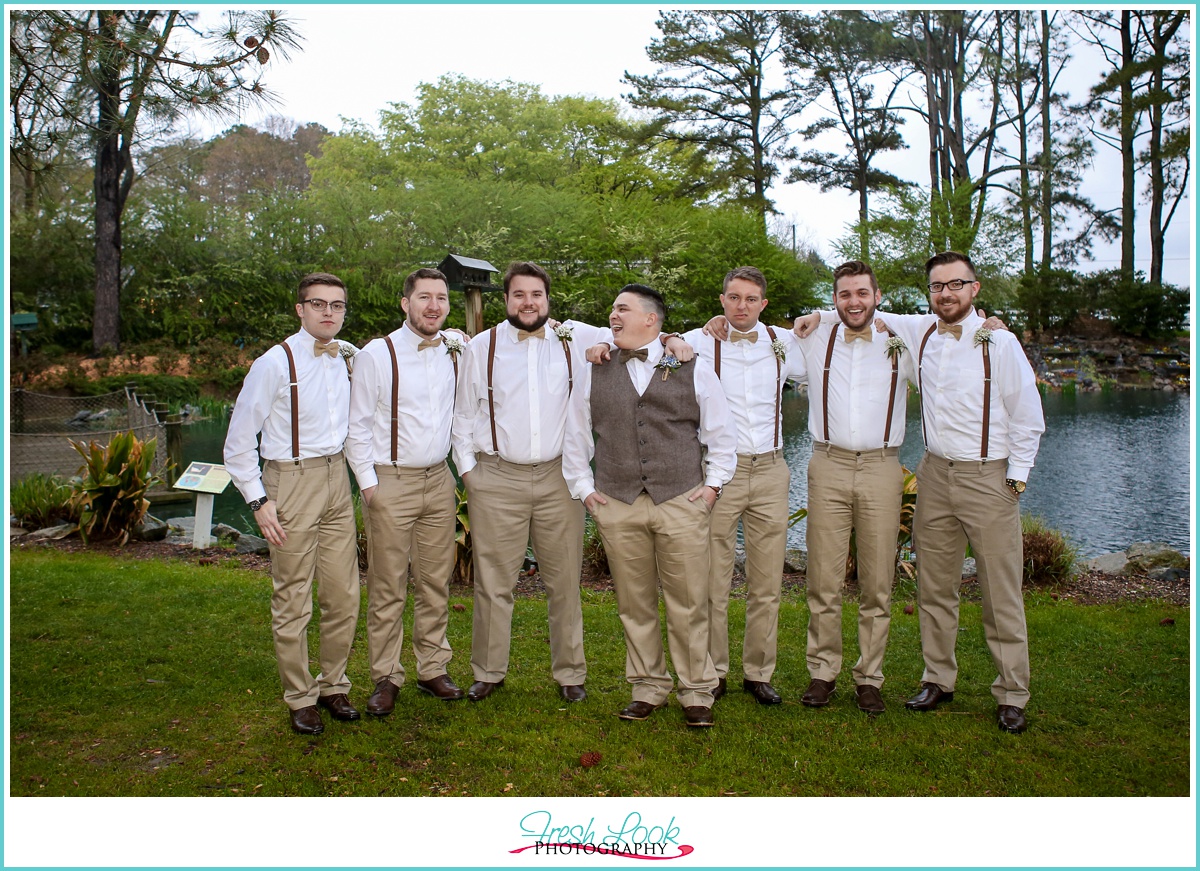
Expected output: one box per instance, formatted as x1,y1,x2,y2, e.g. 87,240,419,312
1005,479,1026,496
659,332,683,345
709,485,723,500
248,496,269,512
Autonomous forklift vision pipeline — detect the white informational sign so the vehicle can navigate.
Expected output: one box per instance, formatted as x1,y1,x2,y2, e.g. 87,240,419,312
172,462,231,548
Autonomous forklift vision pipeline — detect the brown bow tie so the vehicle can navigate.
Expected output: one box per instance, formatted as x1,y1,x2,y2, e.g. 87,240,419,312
517,326,546,342
843,327,872,343
937,321,963,340
314,340,339,358
618,348,649,364
730,330,758,344
417,336,444,351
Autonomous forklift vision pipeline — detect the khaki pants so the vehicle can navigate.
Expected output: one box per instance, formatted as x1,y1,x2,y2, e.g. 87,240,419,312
914,452,1030,706
262,453,360,710
805,445,903,687
365,461,456,687
708,451,789,682
467,454,586,685
592,491,718,708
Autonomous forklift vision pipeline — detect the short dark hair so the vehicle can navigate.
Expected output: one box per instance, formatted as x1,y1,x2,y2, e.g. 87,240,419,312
297,272,347,304
618,283,665,326
503,261,551,295
925,250,975,279
723,266,767,295
832,260,879,294
402,267,448,299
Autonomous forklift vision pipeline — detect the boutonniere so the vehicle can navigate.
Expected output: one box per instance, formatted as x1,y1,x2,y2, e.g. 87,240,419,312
444,336,465,358
973,328,993,348
885,336,907,361
655,354,682,381
553,324,574,342
338,342,356,374
770,337,787,361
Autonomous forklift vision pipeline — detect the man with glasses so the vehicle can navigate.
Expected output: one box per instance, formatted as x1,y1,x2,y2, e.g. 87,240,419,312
347,267,467,716
225,273,361,735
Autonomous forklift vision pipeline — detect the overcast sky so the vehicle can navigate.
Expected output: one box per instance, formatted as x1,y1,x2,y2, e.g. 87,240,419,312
192,4,1192,285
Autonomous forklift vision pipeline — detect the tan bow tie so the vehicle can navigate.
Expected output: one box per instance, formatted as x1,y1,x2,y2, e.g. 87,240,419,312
937,321,963,340
843,327,872,343
314,340,339,358
417,336,444,351
730,330,758,344
618,348,649,364
517,326,546,341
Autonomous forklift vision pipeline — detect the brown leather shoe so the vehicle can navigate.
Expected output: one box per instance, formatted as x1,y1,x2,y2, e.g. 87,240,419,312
366,679,400,716
855,684,886,715
997,704,1028,733
317,693,361,721
559,684,587,702
467,679,504,702
743,679,783,705
417,674,465,701
682,705,715,727
289,705,324,735
801,678,836,707
905,682,954,711
712,677,727,702
617,700,665,721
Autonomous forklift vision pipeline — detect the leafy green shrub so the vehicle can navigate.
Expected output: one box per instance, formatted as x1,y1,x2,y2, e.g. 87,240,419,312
582,515,608,580
72,374,200,408
68,431,163,544
10,474,78,529
453,484,473,585
1021,514,1078,587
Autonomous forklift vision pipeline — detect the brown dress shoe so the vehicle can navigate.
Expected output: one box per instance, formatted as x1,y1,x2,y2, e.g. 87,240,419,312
801,678,836,707
855,684,886,715
997,704,1028,733
417,674,465,701
559,684,587,702
711,677,727,702
682,705,715,727
904,682,954,711
289,705,324,735
366,680,400,716
317,693,361,721
743,679,783,705
467,679,504,702
617,700,665,721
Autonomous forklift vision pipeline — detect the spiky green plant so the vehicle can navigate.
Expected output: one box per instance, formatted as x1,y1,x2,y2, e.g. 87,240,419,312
453,484,473,585
10,473,77,529
68,431,162,545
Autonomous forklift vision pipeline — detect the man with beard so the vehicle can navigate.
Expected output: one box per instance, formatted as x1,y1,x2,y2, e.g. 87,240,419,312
224,272,361,735
347,267,466,715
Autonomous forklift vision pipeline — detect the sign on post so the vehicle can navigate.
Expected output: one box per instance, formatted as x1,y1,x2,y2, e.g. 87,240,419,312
173,462,232,548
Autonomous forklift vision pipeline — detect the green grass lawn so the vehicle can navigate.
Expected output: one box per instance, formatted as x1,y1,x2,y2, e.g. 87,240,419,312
8,547,1190,797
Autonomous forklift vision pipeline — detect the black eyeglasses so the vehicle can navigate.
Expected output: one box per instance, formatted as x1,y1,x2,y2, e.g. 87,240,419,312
303,298,348,313
927,278,976,294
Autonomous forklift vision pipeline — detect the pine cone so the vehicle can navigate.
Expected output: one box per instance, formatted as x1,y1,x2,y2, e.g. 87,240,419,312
256,46,270,65
243,36,259,48
579,751,602,768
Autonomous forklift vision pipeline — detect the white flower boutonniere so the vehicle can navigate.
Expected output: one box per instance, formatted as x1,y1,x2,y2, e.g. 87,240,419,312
655,354,682,381
885,336,907,361
771,338,787,361
338,342,356,374
973,327,993,348
444,336,465,358
553,324,574,342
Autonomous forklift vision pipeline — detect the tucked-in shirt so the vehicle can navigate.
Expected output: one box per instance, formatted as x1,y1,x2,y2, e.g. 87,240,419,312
452,320,608,474
224,327,353,503
796,321,916,451
346,322,457,489
683,322,806,454
562,338,738,502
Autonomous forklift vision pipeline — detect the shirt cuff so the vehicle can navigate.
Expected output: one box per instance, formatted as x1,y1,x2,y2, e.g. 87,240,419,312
239,480,267,503
354,466,379,490
456,453,478,476
1005,464,1031,483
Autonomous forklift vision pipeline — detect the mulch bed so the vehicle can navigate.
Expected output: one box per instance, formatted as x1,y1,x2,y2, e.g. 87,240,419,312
15,535,1190,607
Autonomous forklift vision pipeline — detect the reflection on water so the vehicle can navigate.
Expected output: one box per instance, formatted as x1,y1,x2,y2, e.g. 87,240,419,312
170,389,1190,559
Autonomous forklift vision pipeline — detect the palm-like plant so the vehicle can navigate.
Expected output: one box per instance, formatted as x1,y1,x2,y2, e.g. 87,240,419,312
68,431,162,544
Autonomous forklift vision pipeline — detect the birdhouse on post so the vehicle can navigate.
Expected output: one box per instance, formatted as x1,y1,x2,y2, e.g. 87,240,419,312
439,253,500,337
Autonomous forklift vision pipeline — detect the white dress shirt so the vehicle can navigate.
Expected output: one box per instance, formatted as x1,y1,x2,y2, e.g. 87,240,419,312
561,339,738,502
346,322,457,489
224,327,353,503
683,322,806,454
796,321,916,451
866,309,1046,481
452,319,608,474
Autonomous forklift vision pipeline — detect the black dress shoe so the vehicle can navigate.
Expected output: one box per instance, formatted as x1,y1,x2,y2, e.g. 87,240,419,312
904,682,954,711
855,684,886,715
712,677,727,702
997,704,1028,733
317,693,361,721
417,674,465,700
366,680,400,716
467,679,504,702
801,678,836,707
559,684,587,702
682,705,715,727
289,705,324,735
743,679,782,705
618,700,665,721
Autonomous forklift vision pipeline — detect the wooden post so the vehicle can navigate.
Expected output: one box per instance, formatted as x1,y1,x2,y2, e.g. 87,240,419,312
464,287,483,337
164,411,184,486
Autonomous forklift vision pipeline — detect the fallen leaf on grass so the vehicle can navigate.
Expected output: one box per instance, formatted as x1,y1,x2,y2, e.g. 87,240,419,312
1160,617,1175,626
903,604,914,615
452,603,465,612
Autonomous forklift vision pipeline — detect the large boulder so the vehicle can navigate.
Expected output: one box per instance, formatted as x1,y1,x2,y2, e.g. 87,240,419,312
1084,542,1189,575
235,533,270,556
783,548,807,574
132,514,168,542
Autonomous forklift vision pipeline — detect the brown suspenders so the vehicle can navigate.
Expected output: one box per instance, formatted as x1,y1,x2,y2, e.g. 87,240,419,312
882,329,900,448
383,331,459,465
917,323,937,447
714,328,781,449
820,324,901,448
917,322,991,458
485,326,571,455
277,342,301,463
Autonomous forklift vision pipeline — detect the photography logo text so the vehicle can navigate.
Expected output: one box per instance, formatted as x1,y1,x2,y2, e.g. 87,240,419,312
510,811,694,860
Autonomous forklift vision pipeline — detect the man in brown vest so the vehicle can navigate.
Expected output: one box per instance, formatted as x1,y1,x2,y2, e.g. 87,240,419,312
563,283,737,727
